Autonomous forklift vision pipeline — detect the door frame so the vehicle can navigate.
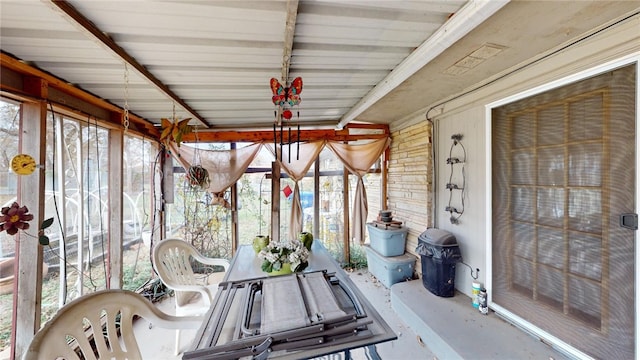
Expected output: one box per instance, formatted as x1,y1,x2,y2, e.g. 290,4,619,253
484,53,640,359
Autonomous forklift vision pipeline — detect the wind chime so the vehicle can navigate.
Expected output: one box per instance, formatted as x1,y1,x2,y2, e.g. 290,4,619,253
270,77,303,162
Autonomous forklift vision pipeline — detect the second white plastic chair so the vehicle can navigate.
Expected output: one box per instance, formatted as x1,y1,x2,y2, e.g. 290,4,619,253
152,238,230,354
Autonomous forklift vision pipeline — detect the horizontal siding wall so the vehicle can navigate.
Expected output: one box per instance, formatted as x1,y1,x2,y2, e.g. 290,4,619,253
387,121,432,260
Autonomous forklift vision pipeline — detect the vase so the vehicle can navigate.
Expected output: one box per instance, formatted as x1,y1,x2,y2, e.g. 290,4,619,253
268,262,293,276
252,235,270,254
298,232,313,250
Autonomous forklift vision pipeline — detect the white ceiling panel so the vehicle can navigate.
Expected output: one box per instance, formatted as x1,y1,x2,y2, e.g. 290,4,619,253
2,0,636,131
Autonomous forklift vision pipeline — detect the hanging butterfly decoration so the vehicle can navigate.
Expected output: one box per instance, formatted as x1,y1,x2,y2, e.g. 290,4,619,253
160,117,193,148
270,77,303,108
270,77,303,162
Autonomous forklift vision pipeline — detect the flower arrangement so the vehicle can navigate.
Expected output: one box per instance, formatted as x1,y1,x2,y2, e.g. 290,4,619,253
257,239,309,273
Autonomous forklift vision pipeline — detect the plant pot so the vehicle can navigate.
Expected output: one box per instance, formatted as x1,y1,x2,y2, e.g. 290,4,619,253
267,262,292,276
298,232,314,250
252,235,270,254
187,165,210,189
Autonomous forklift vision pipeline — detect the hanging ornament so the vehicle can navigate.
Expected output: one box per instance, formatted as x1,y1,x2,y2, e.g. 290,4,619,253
270,77,303,108
160,117,192,148
186,129,209,190
160,103,193,149
187,165,210,189
270,77,303,162
282,185,293,198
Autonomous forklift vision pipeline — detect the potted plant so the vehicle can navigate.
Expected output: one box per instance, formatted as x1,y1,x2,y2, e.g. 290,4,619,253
252,235,270,254
298,231,313,250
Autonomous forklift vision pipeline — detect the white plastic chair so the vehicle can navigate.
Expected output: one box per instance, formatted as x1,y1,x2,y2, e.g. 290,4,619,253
22,289,202,360
152,238,230,354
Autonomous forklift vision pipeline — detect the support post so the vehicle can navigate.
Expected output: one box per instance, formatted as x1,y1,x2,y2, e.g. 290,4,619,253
342,166,350,264
13,100,46,359
270,161,281,242
382,147,389,209
231,143,238,254
108,126,124,289
313,158,320,239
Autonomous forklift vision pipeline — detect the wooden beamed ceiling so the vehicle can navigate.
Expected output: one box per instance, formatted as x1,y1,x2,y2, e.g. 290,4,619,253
1,52,388,143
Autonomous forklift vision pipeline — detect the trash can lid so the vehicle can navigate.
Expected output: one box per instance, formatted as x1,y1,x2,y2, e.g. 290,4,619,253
418,228,457,246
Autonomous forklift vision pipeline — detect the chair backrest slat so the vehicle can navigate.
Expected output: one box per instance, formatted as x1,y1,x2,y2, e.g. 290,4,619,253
22,289,198,360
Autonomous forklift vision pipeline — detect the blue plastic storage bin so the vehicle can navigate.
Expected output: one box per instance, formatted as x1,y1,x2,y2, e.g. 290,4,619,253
366,223,408,256
365,245,416,288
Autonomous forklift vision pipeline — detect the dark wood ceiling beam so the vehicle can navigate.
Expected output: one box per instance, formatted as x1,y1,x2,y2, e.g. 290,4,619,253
48,0,208,127
181,124,389,143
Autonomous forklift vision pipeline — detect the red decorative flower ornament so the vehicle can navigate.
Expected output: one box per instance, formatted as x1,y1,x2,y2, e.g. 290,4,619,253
0,202,34,235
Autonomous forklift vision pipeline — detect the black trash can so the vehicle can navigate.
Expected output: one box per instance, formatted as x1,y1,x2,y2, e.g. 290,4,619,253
416,228,461,297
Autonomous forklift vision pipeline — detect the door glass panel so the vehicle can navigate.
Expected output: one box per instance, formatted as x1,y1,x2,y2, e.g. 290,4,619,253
568,276,601,329
568,143,602,186
512,150,534,184
537,105,564,145
569,95,603,141
512,258,533,297
569,232,602,281
511,187,534,222
568,189,601,233
512,112,535,148
536,188,564,227
537,147,564,186
513,223,534,260
537,227,564,268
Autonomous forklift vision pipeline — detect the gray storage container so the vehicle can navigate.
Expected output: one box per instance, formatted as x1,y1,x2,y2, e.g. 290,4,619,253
365,245,415,288
366,223,408,256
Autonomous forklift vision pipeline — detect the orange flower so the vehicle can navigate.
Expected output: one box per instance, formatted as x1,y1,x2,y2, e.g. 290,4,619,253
0,202,34,235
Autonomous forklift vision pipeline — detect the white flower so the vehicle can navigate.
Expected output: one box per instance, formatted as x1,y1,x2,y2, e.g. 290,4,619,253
257,239,310,272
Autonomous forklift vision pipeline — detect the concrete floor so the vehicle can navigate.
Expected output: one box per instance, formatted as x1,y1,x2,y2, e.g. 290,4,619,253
6,269,568,359
391,280,570,360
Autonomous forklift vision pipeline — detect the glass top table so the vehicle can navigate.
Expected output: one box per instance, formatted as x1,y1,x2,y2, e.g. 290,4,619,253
183,241,397,359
